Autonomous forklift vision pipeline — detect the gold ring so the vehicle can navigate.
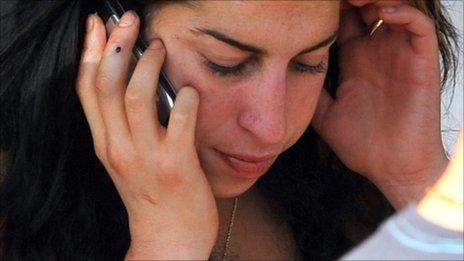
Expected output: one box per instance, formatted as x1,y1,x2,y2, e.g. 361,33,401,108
369,19,384,37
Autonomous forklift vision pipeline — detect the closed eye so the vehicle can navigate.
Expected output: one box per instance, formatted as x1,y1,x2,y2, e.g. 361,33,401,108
203,58,327,77
203,59,250,77
291,60,327,74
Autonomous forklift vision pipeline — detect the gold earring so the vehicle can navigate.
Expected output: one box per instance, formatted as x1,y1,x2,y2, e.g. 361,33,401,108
369,19,384,37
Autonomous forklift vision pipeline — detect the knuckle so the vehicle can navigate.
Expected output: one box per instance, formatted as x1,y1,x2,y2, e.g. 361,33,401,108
82,47,101,64
420,18,437,35
75,80,88,98
423,16,436,30
94,144,107,163
156,157,175,174
95,73,114,95
75,76,93,98
125,90,146,112
106,143,133,171
76,68,99,97
155,157,185,186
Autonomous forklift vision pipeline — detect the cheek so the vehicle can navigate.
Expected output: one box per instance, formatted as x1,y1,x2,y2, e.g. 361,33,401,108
284,75,326,146
161,45,202,92
162,46,241,144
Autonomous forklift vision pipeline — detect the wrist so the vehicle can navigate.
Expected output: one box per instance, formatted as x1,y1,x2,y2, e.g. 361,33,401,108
126,213,216,260
372,155,449,210
125,238,210,260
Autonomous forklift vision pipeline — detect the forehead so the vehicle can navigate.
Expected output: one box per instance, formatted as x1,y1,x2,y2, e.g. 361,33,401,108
165,1,339,53
148,1,340,57
197,1,339,24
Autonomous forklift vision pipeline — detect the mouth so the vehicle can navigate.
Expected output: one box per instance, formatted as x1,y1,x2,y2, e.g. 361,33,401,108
214,149,277,179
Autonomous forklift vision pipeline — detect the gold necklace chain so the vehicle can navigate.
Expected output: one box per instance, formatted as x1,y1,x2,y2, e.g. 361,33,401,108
222,197,238,261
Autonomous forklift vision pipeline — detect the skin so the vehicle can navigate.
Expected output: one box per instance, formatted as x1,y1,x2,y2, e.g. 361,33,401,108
146,1,340,198
76,0,450,259
313,0,449,208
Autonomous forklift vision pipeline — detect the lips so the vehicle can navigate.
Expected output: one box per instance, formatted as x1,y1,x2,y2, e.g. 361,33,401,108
215,149,277,179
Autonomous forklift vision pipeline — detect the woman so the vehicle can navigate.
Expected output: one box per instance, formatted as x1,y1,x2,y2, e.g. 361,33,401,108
0,0,459,260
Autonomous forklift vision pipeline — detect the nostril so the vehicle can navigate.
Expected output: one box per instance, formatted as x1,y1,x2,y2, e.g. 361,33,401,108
238,112,286,145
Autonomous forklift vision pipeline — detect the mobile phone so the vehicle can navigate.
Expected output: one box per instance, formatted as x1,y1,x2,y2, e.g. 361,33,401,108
96,0,177,126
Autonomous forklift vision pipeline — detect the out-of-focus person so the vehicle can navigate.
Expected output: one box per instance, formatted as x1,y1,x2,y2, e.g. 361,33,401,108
342,124,463,260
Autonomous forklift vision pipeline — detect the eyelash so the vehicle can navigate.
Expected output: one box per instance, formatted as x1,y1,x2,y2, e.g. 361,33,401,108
203,59,327,77
292,60,327,74
203,59,250,77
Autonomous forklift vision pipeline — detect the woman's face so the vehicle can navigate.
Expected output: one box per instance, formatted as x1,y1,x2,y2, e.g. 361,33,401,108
146,1,340,198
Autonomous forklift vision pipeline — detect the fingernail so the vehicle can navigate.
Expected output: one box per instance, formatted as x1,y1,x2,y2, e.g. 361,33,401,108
381,7,396,13
86,14,95,32
119,11,136,27
148,39,164,50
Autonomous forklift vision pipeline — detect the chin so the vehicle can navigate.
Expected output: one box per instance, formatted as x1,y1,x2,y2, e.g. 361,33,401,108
208,175,258,198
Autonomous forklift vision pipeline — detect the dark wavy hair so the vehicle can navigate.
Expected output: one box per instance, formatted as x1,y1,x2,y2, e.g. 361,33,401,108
0,1,459,260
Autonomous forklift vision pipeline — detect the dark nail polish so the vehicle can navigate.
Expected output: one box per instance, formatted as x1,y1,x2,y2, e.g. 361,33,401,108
115,46,122,53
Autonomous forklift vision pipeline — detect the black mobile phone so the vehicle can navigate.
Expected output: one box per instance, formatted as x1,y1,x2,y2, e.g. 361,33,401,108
96,0,177,126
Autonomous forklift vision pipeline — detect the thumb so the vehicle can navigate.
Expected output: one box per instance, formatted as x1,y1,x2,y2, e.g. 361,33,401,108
165,86,200,148
311,88,333,140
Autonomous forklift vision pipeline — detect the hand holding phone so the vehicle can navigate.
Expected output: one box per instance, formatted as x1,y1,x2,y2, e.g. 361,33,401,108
76,6,218,260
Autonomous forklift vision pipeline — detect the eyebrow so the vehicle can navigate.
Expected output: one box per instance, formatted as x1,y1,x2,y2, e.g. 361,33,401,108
191,27,339,56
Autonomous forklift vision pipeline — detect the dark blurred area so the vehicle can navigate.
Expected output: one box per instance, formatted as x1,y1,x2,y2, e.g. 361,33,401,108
0,1,18,152
1,1,17,49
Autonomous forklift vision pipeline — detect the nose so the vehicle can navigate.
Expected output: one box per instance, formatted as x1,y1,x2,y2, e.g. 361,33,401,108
237,71,287,145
